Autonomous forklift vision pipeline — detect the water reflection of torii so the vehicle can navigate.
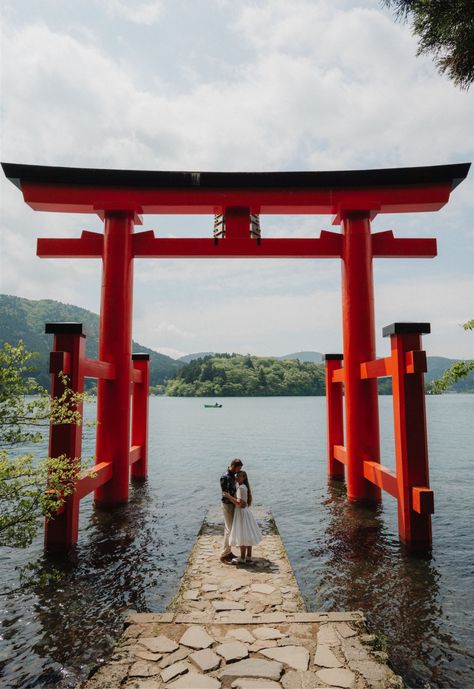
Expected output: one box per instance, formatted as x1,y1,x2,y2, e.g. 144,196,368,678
2,161,470,554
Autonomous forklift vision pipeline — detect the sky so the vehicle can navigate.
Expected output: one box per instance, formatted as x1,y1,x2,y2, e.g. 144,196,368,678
0,0,473,360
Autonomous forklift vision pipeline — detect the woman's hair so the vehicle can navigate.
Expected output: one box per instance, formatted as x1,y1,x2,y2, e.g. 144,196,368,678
238,470,252,507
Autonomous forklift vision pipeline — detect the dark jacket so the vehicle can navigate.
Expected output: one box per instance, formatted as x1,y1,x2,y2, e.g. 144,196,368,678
220,469,237,504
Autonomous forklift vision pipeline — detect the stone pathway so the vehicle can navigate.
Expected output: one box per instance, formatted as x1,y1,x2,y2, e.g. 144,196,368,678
78,509,402,689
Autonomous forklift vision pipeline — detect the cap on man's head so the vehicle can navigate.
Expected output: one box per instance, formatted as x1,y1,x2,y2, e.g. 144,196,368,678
230,458,243,468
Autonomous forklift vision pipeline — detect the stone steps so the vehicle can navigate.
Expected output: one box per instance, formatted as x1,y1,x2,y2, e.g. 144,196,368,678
78,509,402,689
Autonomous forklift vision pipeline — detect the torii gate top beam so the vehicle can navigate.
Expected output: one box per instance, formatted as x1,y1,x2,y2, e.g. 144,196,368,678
1,162,470,216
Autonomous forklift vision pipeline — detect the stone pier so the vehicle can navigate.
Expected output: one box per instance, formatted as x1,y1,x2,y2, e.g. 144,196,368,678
79,509,402,689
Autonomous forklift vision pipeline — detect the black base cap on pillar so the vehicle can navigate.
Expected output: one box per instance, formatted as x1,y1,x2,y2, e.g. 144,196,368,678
45,322,84,335
324,353,344,360
382,322,430,337
132,353,150,360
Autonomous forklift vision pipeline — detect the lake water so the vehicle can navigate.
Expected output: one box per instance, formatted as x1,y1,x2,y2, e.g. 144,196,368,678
1,395,473,689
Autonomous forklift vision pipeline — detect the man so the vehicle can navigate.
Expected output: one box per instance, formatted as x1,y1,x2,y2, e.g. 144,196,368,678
220,458,243,563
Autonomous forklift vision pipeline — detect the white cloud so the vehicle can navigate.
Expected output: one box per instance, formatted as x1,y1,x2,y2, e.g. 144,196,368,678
0,1,472,359
101,0,164,25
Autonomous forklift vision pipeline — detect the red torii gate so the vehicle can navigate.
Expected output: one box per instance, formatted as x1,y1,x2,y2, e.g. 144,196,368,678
2,161,470,553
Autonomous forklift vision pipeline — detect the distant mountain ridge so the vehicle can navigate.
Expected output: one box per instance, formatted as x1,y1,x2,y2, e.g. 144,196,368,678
279,351,323,363
1,294,471,392
177,351,323,363
0,294,182,388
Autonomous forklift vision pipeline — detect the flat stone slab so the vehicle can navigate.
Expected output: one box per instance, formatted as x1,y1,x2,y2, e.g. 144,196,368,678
212,600,246,611
180,626,215,649
140,636,179,654
127,612,174,624
220,658,283,681
183,590,200,601
216,641,249,661
226,628,256,643
167,673,221,688
314,644,342,668
134,649,163,662
317,624,340,646
231,680,282,689
189,648,221,672
160,647,191,668
129,661,161,678
349,660,389,682
258,646,309,671
253,627,287,641
336,622,358,638
316,667,356,688
250,583,276,595
81,509,401,689
161,661,192,683
249,640,277,652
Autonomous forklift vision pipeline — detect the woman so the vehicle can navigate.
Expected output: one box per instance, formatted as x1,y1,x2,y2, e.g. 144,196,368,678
223,470,262,563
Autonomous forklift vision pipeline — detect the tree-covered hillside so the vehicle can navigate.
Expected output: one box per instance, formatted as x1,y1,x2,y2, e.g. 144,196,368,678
0,294,182,388
166,354,326,396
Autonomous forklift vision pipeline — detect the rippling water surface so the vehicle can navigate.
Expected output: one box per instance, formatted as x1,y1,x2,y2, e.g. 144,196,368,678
1,395,473,689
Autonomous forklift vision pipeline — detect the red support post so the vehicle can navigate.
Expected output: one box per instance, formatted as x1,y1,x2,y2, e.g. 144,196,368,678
95,211,135,505
325,354,345,480
131,354,150,480
341,211,381,504
44,323,85,552
384,322,433,550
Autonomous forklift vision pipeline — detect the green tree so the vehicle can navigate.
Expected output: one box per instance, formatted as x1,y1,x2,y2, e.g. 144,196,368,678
383,1,474,88
1,341,89,548
431,320,474,393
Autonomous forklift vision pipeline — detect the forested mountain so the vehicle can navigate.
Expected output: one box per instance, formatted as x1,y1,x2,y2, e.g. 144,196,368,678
1,294,471,394
177,351,216,363
279,351,323,363
0,294,182,388
166,354,326,396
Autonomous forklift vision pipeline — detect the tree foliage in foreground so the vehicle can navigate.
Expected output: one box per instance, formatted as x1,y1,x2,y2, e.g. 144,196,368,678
165,354,326,396
383,0,474,89
431,320,474,393
0,341,89,548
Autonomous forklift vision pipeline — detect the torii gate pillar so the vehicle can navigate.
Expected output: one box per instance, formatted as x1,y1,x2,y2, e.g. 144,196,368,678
95,211,135,505
2,160,470,551
341,211,381,504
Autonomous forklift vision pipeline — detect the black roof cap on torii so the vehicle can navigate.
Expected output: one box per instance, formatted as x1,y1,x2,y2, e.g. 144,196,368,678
1,161,470,192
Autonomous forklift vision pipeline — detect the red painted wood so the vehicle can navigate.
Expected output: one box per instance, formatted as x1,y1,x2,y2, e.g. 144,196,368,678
405,350,427,374
334,445,348,465
325,358,345,480
131,357,149,480
95,212,135,505
412,487,434,515
44,332,85,552
390,331,432,549
49,351,71,375
81,358,115,379
21,180,452,215
363,461,398,498
371,231,437,258
132,233,343,258
331,367,345,383
75,461,113,500
341,212,381,504
129,445,142,465
131,367,143,384
37,231,103,258
360,357,392,379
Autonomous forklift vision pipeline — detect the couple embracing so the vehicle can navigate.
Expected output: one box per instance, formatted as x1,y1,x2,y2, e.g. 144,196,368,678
220,458,262,565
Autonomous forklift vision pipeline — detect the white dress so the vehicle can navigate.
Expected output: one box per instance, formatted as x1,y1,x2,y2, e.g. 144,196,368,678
229,485,262,546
